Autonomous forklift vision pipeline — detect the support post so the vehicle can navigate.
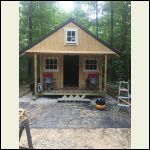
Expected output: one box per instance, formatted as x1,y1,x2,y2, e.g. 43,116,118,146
99,56,102,91
104,54,107,92
39,55,42,83
100,55,103,91
34,53,37,95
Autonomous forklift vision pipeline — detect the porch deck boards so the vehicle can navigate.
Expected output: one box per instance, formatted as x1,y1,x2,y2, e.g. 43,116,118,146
39,89,104,96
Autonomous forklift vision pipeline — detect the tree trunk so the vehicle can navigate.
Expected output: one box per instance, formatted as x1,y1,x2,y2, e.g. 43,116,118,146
122,1,127,51
110,1,114,47
96,1,98,37
28,1,33,80
108,1,114,81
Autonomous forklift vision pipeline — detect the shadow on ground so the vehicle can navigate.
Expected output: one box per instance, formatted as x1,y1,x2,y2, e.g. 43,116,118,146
19,94,131,128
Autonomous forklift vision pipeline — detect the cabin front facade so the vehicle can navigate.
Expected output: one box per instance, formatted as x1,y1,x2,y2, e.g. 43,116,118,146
23,18,118,96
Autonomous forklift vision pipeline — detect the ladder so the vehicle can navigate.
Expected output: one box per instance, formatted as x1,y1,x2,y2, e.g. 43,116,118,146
117,81,131,112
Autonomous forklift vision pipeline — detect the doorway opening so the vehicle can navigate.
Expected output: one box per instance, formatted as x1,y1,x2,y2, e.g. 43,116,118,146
64,55,79,87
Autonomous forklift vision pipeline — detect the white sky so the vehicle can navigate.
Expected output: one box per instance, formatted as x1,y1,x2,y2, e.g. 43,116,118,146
58,1,103,19
59,1,74,12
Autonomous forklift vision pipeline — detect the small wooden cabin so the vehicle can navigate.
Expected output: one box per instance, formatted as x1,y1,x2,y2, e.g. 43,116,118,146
22,18,118,96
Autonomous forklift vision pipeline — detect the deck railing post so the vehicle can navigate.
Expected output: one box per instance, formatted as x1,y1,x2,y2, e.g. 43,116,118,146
104,54,107,92
99,56,102,92
34,53,37,95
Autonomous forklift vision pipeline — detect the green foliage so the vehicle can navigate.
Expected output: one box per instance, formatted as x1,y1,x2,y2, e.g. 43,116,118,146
19,56,30,84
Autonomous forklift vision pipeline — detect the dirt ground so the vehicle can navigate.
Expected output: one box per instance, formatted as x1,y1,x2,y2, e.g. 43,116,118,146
20,128,130,149
19,84,31,97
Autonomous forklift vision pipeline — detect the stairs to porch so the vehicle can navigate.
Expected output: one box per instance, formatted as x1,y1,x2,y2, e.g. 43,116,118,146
57,95,90,103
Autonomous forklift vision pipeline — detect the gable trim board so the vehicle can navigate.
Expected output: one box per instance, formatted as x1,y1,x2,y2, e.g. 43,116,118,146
20,18,120,56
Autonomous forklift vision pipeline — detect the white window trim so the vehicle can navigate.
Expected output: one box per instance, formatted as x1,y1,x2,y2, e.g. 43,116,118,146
64,28,78,45
43,57,59,72
84,58,98,72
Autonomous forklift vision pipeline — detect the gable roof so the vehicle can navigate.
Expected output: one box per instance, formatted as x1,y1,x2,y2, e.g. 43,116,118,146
20,18,120,56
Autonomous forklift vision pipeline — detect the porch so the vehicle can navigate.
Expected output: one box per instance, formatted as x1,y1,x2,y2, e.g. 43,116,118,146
33,53,108,96
38,88,105,96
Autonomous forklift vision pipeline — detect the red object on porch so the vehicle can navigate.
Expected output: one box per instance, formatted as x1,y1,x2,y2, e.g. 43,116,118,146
88,73,99,79
43,72,53,78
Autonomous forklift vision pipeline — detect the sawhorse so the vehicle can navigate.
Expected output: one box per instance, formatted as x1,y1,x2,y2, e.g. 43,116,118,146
19,117,33,149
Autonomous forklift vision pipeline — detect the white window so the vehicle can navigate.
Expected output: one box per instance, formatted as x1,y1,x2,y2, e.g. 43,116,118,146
44,58,58,71
85,59,98,71
65,29,78,44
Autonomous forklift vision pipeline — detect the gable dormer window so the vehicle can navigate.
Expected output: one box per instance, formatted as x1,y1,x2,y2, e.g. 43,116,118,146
65,29,78,45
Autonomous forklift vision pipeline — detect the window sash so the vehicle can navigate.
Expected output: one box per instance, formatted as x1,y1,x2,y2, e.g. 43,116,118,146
66,29,77,43
85,59,97,71
44,58,58,71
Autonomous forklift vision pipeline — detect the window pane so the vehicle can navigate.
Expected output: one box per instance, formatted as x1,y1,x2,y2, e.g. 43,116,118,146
49,65,53,69
93,60,97,64
54,65,57,69
54,59,57,64
49,59,53,64
90,65,93,70
72,31,75,36
89,60,93,64
71,37,75,41
67,37,71,41
93,65,97,70
46,59,49,64
46,65,49,69
67,31,71,36
86,60,90,64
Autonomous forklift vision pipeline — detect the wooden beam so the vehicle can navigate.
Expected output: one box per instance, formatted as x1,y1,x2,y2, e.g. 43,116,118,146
39,55,43,83
99,56,102,91
34,53,37,95
100,55,103,91
104,54,107,92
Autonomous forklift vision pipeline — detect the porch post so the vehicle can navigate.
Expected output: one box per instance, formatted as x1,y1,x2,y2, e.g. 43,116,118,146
99,56,102,92
104,54,107,92
40,55,43,83
100,55,103,91
34,53,37,95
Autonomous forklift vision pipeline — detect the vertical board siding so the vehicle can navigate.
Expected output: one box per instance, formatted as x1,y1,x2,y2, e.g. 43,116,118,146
40,55,63,89
39,54,102,89
26,22,116,54
79,55,101,89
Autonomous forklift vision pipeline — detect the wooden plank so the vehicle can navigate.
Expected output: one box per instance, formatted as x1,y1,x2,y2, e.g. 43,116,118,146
39,92,102,96
39,89,104,96
104,54,107,92
34,53,37,95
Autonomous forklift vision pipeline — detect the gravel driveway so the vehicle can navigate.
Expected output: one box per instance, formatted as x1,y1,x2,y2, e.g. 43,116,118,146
19,93,131,128
19,93,131,149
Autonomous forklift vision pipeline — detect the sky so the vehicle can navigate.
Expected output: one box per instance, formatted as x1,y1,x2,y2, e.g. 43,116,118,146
58,1,103,19
59,1,74,12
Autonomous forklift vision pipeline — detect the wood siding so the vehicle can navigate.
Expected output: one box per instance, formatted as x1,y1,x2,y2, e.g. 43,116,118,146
79,55,102,89
26,22,116,55
40,54,63,89
39,54,102,89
